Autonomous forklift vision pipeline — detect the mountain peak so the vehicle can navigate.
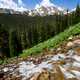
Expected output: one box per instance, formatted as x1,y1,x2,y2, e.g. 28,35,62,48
35,0,55,9
33,0,65,16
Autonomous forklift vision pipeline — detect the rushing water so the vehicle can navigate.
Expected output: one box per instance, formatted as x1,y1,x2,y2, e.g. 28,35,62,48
1,49,80,80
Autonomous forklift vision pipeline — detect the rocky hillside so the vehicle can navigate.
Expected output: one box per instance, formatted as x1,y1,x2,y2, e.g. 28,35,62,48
1,35,80,80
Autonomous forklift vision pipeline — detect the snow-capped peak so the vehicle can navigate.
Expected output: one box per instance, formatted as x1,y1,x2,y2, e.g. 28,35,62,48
35,0,64,11
32,0,65,16
35,0,55,9
0,0,67,16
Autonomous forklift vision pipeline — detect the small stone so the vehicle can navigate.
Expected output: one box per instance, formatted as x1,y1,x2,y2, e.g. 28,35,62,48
73,47,80,55
67,42,74,47
57,48,61,51
73,39,80,45
3,67,8,72
68,36,73,40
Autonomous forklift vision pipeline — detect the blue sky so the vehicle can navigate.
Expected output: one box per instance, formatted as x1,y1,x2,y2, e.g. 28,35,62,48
23,0,80,10
0,0,80,11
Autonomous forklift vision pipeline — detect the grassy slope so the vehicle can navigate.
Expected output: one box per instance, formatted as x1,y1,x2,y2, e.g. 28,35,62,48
20,23,80,57
1,23,80,65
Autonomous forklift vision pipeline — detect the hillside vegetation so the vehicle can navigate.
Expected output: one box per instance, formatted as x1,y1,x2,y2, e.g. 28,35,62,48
21,23,80,57
1,23,80,80
0,5,80,57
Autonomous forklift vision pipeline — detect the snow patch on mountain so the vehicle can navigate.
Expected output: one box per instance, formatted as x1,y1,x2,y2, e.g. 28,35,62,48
33,0,65,16
35,0,64,11
35,0,55,9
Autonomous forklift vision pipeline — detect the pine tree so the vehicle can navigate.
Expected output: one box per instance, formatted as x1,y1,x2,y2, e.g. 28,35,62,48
8,29,14,57
75,4,80,23
76,4,80,17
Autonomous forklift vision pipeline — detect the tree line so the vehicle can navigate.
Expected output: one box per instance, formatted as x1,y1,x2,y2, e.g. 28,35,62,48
0,4,80,57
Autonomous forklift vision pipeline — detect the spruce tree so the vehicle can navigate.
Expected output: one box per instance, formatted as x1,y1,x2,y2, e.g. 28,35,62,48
8,29,14,57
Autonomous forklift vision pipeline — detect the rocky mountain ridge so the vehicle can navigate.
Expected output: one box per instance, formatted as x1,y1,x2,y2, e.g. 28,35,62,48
0,5,67,16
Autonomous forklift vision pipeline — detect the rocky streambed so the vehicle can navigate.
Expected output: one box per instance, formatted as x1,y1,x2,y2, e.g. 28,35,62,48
1,36,80,80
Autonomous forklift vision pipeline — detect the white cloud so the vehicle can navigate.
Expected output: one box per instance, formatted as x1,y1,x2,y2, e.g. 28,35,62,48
71,8,76,12
0,0,27,11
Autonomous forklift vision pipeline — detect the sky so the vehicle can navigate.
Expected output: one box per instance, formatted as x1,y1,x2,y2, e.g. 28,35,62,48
0,0,80,11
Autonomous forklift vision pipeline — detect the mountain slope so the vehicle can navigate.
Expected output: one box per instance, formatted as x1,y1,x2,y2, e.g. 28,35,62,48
20,23,80,57
0,3,66,16
0,6,65,16
29,4,65,16
1,24,80,80
33,0,65,16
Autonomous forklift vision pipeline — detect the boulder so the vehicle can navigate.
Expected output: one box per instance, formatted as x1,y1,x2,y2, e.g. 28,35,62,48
52,65,64,80
30,73,40,80
0,71,4,79
74,47,80,55
37,69,49,80
66,42,74,48
73,39,80,45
